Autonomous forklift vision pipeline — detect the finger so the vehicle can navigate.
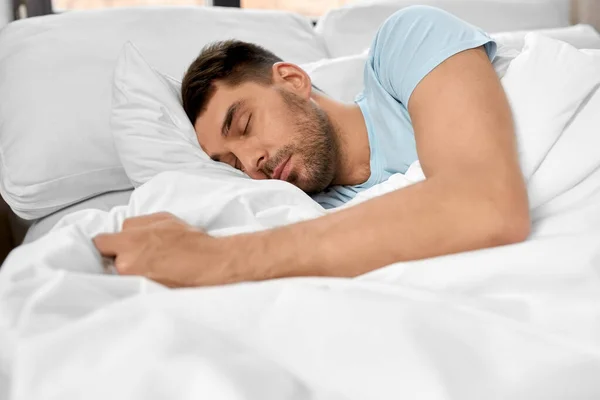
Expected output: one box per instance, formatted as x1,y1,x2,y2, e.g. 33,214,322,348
114,254,134,275
122,212,177,231
93,233,125,257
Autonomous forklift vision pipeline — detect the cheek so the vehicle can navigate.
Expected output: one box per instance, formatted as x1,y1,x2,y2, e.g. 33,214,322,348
263,115,296,147
260,96,303,149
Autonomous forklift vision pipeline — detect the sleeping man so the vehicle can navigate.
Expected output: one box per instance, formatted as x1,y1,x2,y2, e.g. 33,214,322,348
93,6,530,287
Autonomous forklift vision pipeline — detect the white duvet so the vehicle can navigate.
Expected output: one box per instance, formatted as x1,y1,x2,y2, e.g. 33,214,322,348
2,34,600,400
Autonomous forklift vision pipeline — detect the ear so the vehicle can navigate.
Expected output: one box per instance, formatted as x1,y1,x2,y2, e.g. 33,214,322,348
271,62,312,99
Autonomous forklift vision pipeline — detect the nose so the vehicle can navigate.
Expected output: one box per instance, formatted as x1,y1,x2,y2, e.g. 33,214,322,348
234,142,268,179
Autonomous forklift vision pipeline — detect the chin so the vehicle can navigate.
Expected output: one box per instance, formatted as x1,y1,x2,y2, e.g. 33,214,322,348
292,165,331,194
289,175,309,192
296,178,327,194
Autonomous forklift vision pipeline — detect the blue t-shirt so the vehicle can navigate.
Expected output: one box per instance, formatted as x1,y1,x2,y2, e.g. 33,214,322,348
313,6,497,209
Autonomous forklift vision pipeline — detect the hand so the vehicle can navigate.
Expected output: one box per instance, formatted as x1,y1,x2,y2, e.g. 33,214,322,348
93,212,238,287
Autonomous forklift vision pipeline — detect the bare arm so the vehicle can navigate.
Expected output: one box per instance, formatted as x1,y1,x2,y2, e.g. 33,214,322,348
94,47,530,286
228,46,529,280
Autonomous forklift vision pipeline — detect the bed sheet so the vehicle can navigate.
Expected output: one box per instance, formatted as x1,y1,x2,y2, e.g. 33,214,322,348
23,189,133,244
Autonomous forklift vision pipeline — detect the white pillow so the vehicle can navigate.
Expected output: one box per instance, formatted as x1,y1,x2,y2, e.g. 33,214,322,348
492,24,600,52
112,42,244,187
302,51,369,103
527,50,600,209
500,33,600,181
582,49,600,57
0,6,328,220
487,25,600,79
316,0,570,57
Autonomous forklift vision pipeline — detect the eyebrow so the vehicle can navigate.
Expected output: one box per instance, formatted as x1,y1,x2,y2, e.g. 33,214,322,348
221,100,244,138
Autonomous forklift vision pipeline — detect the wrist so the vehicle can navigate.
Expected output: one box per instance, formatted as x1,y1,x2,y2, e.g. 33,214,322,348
244,224,328,280
221,227,314,282
185,230,250,286
213,232,268,283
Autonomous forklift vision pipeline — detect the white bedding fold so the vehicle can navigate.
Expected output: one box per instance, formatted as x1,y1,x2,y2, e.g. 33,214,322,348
2,34,600,400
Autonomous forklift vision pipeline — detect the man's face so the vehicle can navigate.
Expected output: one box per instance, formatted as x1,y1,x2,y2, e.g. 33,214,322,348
194,80,338,194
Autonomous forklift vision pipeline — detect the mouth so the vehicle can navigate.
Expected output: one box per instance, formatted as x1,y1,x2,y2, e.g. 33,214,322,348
271,155,291,181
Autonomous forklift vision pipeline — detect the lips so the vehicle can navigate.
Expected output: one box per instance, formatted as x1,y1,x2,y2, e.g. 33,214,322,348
271,156,291,181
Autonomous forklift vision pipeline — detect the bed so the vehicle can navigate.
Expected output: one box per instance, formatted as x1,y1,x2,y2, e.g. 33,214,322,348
1,1,600,399
4,0,600,244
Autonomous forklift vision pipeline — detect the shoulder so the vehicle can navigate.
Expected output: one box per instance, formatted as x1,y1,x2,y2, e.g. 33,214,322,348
376,6,460,40
373,5,484,52
367,6,495,102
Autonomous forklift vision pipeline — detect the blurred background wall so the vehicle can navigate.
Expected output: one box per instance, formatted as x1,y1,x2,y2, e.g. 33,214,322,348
573,0,600,30
0,0,12,27
1,0,599,31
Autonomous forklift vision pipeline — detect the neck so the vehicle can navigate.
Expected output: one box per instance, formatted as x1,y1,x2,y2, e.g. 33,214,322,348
311,91,371,186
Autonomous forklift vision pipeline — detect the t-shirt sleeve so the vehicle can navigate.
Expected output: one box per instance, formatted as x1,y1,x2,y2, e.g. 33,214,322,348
370,5,497,105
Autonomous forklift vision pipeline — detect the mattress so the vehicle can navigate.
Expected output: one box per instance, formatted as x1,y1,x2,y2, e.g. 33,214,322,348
23,189,133,244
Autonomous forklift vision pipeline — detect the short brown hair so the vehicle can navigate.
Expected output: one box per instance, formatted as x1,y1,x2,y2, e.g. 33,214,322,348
181,40,282,124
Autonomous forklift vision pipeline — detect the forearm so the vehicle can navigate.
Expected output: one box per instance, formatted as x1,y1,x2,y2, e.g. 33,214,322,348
227,171,529,281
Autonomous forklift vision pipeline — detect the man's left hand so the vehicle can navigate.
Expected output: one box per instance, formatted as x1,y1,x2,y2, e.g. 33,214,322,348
93,212,239,287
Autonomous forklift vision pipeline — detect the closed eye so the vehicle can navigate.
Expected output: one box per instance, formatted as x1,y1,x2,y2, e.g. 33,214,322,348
242,113,252,136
